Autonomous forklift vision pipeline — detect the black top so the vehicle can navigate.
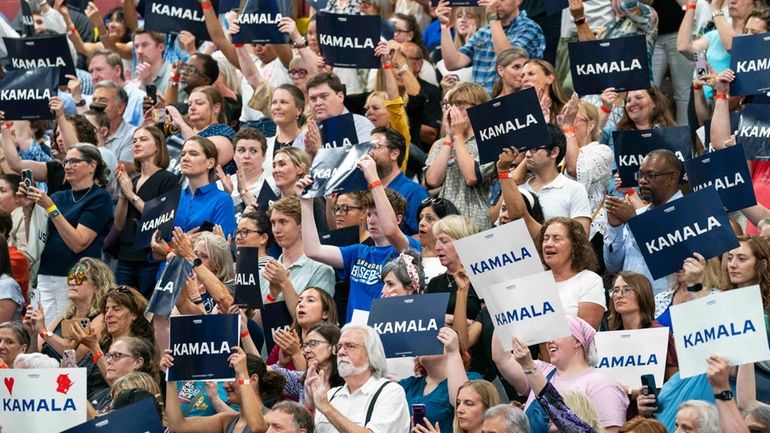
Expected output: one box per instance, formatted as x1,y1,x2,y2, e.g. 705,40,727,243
406,79,442,151
653,0,685,35
118,169,180,262
425,272,482,320
45,161,71,196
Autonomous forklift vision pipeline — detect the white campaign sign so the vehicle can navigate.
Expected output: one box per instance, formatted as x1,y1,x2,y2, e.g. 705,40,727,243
594,327,669,388
484,270,570,350
454,219,542,299
0,367,87,433
671,285,770,378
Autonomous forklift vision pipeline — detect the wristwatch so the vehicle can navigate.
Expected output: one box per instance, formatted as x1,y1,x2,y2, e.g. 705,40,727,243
397,64,409,76
130,194,140,203
714,390,734,401
487,14,499,21
49,208,61,218
192,257,203,268
74,99,86,107
712,9,724,18
574,16,587,25
292,36,308,49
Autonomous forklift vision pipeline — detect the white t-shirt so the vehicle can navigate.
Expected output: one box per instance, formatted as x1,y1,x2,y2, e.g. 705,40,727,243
521,174,592,222
240,56,291,122
555,269,606,316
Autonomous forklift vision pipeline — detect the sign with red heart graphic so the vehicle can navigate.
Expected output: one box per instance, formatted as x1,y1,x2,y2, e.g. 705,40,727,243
3,376,13,394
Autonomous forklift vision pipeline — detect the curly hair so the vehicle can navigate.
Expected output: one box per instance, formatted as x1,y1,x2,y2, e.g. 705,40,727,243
616,87,677,131
63,257,115,320
536,217,599,273
99,286,155,352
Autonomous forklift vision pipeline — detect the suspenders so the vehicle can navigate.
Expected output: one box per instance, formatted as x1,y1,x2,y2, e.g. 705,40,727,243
328,380,392,425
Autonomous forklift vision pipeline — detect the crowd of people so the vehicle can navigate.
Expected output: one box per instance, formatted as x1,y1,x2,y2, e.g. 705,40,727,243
0,0,769,432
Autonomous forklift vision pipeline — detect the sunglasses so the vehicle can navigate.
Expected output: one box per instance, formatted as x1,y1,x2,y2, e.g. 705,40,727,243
288,68,308,78
67,271,87,285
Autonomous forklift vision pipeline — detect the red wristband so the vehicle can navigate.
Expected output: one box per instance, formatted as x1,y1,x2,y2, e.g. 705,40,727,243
687,3,696,10
498,171,513,180
692,84,703,91
234,43,245,48
70,26,77,35
2,122,12,130
368,179,383,189
201,1,213,9
562,126,576,134
444,22,451,29
383,63,393,70
600,105,612,114
626,188,636,196
171,74,181,82
266,294,277,302
715,93,729,100
166,245,173,254
442,139,452,147
240,330,250,338
92,351,104,363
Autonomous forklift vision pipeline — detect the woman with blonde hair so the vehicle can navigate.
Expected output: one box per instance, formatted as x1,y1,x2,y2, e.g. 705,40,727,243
434,5,486,83
272,147,310,198
425,83,495,231
492,47,529,98
562,390,606,433
453,380,500,433
522,59,568,124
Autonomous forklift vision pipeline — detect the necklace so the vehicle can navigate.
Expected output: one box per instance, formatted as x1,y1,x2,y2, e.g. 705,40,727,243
445,273,454,289
71,184,94,203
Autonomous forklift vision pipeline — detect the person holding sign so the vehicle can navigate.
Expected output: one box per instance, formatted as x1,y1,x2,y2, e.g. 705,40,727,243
492,316,628,433
425,83,495,231
604,149,683,296
235,210,274,272
113,126,177,299
163,347,285,433
23,143,113,322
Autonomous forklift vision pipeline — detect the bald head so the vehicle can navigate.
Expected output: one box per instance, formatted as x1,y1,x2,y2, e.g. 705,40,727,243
400,42,424,74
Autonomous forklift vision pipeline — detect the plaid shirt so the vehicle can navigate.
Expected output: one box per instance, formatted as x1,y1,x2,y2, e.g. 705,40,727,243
458,10,545,92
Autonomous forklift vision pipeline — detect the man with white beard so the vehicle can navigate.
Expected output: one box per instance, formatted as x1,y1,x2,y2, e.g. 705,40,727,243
304,324,410,433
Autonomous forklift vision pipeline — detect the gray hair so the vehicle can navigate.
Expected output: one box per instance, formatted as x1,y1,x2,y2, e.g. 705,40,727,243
94,80,128,108
380,249,425,293
339,324,388,378
758,218,770,230
745,402,770,429
484,404,530,433
584,340,599,367
13,353,59,369
271,401,315,433
678,400,720,433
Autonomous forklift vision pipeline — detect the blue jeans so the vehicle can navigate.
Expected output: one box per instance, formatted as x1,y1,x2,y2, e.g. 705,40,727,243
115,260,161,300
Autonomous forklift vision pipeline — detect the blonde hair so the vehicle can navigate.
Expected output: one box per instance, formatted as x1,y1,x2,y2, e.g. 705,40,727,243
562,391,605,433
564,101,601,142
110,372,166,424
274,147,310,179
432,215,478,241
445,82,490,107
451,7,487,48
453,380,500,433
63,257,115,320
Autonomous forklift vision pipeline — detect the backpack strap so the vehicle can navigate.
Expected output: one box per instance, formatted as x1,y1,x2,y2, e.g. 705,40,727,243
328,385,344,403
364,381,392,425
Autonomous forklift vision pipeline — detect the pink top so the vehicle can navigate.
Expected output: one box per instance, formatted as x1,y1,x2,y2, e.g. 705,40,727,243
524,361,629,428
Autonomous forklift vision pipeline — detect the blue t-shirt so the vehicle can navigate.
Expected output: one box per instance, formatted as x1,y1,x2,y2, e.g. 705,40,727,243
388,173,429,236
176,182,237,237
399,372,482,433
339,236,422,322
39,186,113,276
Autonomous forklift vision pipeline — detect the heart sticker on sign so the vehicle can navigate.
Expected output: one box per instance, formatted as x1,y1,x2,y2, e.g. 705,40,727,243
4,376,14,394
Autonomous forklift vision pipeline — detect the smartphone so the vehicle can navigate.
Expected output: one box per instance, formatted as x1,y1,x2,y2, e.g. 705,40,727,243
21,168,33,194
695,52,708,79
641,374,660,411
145,84,158,106
61,318,90,339
151,108,166,124
412,404,426,428
28,286,39,307
199,220,215,232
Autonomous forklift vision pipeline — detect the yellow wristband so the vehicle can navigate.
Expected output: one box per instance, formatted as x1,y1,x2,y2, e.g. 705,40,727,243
46,204,58,215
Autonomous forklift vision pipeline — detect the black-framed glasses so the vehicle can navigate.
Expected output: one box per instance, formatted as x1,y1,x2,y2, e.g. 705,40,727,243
67,271,88,285
333,205,362,216
637,171,675,181
394,28,411,34
63,158,91,166
288,68,308,78
235,229,260,238
104,351,134,362
332,341,364,355
301,339,330,349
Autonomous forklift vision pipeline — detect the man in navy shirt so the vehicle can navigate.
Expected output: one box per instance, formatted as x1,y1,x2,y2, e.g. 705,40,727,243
299,155,421,322
367,127,429,236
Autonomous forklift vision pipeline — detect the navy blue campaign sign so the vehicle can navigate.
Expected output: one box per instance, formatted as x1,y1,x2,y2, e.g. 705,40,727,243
231,0,290,45
627,187,739,280
729,32,770,96
4,34,76,85
134,188,181,250
319,113,358,148
144,0,211,42
146,256,192,317
302,142,372,198
367,293,449,357
569,36,649,95
234,247,263,309
545,0,568,15
168,314,239,381
684,144,756,212
737,104,770,159
220,0,241,11
467,87,552,164
62,397,163,433
320,226,360,247
613,126,691,187
65,0,89,12
19,0,34,37
262,301,293,353
317,12,380,69
256,180,279,211
0,68,58,120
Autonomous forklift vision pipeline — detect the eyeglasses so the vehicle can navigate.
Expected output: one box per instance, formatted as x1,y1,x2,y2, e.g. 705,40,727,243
525,145,550,153
637,171,675,181
440,100,472,109
235,229,260,238
609,287,635,298
178,64,203,76
67,271,88,285
394,28,411,34
288,68,308,78
301,339,330,349
63,158,91,166
369,142,393,151
333,341,364,354
104,351,134,362
333,205,362,216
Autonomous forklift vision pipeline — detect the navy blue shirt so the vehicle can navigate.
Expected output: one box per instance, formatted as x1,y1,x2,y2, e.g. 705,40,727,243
176,182,237,237
39,186,113,276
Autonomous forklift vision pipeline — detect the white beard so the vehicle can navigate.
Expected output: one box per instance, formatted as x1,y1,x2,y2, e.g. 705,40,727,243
337,359,369,377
